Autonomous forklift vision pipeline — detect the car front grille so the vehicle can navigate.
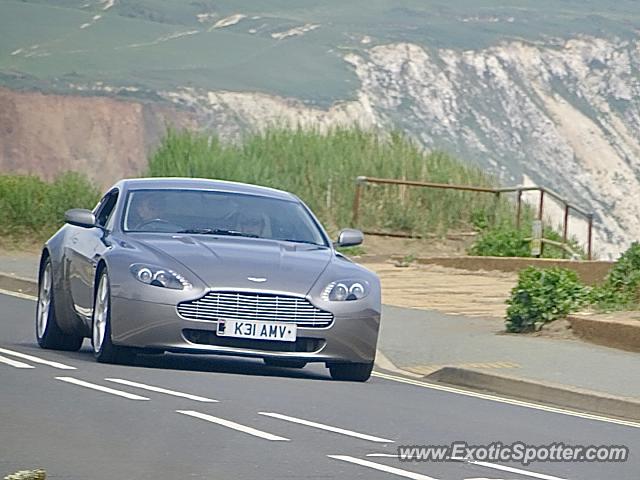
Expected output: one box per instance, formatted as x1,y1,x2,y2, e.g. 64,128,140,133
177,291,334,328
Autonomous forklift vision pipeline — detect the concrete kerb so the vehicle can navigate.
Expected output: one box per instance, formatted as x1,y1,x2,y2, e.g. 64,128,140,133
387,255,613,286
426,367,640,422
568,315,640,353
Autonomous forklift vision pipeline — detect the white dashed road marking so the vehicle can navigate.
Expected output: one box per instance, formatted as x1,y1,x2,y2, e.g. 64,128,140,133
453,458,568,480
105,378,218,402
259,411,394,443
177,410,289,441
56,377,150,400
328,455,439,480
0,289,37,301
366,454,568,480
0,347,76,370
0,354,34,369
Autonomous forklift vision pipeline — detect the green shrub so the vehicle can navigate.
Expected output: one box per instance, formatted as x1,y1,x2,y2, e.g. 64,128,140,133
505,267,590,333
590,242,640,311
468,223,531,257
0,173,99,242
468,218,586,259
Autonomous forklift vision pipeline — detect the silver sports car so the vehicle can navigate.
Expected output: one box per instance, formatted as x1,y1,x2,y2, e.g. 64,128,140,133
36,178,381,381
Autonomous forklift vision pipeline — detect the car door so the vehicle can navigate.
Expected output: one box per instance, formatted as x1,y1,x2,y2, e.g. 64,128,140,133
66,189,119,324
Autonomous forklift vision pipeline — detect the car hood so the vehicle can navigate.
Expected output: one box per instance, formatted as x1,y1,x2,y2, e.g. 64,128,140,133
130,234,333,295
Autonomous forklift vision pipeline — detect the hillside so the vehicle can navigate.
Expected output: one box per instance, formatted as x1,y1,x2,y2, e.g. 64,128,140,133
2,0,640,257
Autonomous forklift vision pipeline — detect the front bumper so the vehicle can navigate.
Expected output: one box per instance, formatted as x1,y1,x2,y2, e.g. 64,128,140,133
110,296,380,364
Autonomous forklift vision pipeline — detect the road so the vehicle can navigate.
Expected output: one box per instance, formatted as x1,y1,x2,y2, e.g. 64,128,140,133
1,292,638,480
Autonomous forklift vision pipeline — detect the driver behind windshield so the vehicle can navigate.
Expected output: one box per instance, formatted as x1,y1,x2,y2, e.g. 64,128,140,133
236,210,266,237
128,193,166,230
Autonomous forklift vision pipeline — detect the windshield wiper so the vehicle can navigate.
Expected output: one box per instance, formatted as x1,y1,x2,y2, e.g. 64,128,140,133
177,228,260,238
280,238,327,247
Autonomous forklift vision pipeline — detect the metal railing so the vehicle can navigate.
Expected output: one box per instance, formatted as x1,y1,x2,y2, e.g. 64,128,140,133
351,176,595,260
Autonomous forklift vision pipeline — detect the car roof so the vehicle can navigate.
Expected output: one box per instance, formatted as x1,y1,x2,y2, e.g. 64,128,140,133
115,177,297,202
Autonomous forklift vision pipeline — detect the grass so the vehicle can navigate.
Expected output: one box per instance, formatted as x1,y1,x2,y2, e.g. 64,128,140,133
147,127,511,236
0,173,100,242
2,0,638,102
0,127,582,256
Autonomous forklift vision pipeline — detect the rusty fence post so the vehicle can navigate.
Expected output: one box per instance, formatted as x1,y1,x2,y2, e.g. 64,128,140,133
587,214,593,260
562,203,570,259
516,189,522,229
352,176,365,226
538,189,545,257
538,189,545,221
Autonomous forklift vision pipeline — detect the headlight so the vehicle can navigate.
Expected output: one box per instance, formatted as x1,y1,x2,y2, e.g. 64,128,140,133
322,280,369,301
130,264,192,290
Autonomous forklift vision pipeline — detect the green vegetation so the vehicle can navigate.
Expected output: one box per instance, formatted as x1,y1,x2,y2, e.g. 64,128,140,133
0,173,99,243
505,267,589,333
147,128,506,236
336,245,366,257
2,0,639,102
0,127,585,258
468,221,586,259
590,242,640,311
505,243,640,333
468,223,531,258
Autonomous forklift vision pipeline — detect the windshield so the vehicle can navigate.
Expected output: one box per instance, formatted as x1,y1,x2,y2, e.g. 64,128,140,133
122,189,328,246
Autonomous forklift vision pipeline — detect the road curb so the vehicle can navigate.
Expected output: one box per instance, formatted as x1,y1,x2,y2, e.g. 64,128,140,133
388,255,613,285
568,314,640,353
425,367,640,422
0,273,37,297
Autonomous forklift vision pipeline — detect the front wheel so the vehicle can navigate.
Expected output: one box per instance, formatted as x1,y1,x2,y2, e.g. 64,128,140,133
328,362,374,382
36,258,83,351
92,270,135,364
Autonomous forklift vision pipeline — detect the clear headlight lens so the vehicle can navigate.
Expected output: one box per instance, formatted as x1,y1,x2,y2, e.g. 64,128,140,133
322,280,369,301
130,264,192,290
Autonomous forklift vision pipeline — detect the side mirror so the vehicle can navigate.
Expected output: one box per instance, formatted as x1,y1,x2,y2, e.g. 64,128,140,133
336,228,364,247
65,209,96,228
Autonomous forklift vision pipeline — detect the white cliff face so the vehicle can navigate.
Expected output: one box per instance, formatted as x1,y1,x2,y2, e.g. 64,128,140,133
160,36,640,258
345,37,640,258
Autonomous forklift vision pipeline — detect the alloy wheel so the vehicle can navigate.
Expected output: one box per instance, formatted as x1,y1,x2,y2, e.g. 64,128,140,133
93,274,109,353
36,262,52,338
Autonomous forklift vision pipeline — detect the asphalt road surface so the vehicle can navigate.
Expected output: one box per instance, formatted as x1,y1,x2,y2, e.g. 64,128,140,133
1,292,638,480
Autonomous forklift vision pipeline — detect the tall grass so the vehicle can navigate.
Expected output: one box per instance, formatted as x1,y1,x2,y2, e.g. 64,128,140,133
0,173,100,242
148,128,513,235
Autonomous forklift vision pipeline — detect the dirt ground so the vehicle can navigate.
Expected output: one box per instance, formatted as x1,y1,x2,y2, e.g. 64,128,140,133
360,233,475,258
361,259,517,318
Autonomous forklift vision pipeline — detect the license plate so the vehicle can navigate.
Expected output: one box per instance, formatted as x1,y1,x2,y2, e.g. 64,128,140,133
217,320,297,342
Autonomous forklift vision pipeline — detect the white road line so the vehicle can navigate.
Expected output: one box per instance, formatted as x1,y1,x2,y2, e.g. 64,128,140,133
366,454,568,480
0,347,76,370
0,354,35,369
56,377,150,400
105,378,218,402
372,371,640,429
328,455,439,480
453,458,568,480
0,288,37,301
259,411,394,443
177,410,289,441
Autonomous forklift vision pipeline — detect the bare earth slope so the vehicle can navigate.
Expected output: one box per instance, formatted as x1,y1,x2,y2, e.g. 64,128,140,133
0,87,195,186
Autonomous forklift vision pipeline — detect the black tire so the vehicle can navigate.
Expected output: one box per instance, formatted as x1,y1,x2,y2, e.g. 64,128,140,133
92,269,136,365
328,362,374,382
263,358,307,369
36,257,84,351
